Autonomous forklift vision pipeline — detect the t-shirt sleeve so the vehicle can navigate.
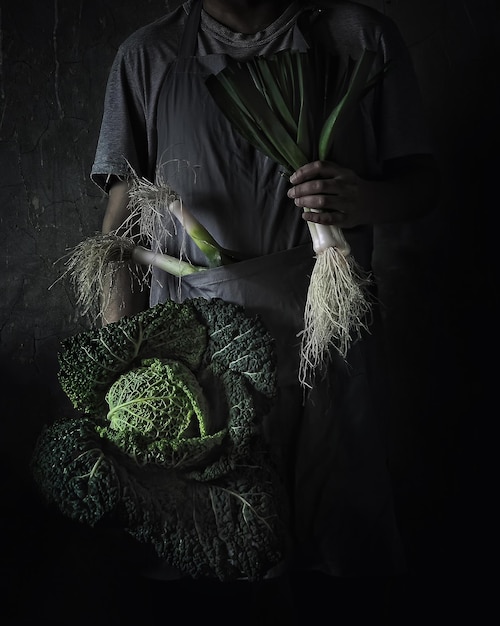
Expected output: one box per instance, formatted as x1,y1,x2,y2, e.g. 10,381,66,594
375,17,434,162
90,46,150,193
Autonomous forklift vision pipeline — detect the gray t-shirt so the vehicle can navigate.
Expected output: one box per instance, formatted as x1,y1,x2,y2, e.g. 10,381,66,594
91,0,432,192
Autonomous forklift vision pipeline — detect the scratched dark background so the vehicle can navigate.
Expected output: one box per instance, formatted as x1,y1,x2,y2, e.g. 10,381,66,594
0,1,497,623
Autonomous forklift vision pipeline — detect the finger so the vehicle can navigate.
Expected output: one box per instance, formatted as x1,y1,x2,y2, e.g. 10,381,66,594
290,192,342,210
302,209,345,226
287,179,341,200
289,160,342,184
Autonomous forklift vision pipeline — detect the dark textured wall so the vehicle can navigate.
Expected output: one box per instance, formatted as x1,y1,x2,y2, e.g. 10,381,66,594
0,0,496,621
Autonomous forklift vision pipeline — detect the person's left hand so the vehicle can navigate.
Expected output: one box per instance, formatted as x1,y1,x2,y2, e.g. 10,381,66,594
288,160,366,228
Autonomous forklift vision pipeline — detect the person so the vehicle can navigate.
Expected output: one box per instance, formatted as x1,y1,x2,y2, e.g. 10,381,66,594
90,0,440,622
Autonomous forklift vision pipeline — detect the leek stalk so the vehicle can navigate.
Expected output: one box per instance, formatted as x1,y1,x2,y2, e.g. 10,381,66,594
125,172,237,267
206,48,387,386
62,233,205,323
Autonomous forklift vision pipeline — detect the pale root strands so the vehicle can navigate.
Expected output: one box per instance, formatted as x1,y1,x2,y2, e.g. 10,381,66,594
298,246,372,387
62,234,147,324
59,164,209,324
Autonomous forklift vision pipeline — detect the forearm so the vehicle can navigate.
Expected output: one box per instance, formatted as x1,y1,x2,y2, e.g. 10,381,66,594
101,180,149,325
100,267,149,325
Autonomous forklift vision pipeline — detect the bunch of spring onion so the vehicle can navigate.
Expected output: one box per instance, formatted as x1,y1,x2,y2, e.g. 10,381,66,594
206,47,387,386
61,170,234,324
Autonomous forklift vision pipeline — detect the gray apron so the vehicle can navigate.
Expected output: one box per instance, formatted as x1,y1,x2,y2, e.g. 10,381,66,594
151,0,317,385
151,0,405,577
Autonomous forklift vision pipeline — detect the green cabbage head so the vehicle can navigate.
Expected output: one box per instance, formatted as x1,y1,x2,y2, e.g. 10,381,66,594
102,357,226,467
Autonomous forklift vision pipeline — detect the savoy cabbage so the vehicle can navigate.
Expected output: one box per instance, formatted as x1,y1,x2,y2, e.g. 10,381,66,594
31,298,288,581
